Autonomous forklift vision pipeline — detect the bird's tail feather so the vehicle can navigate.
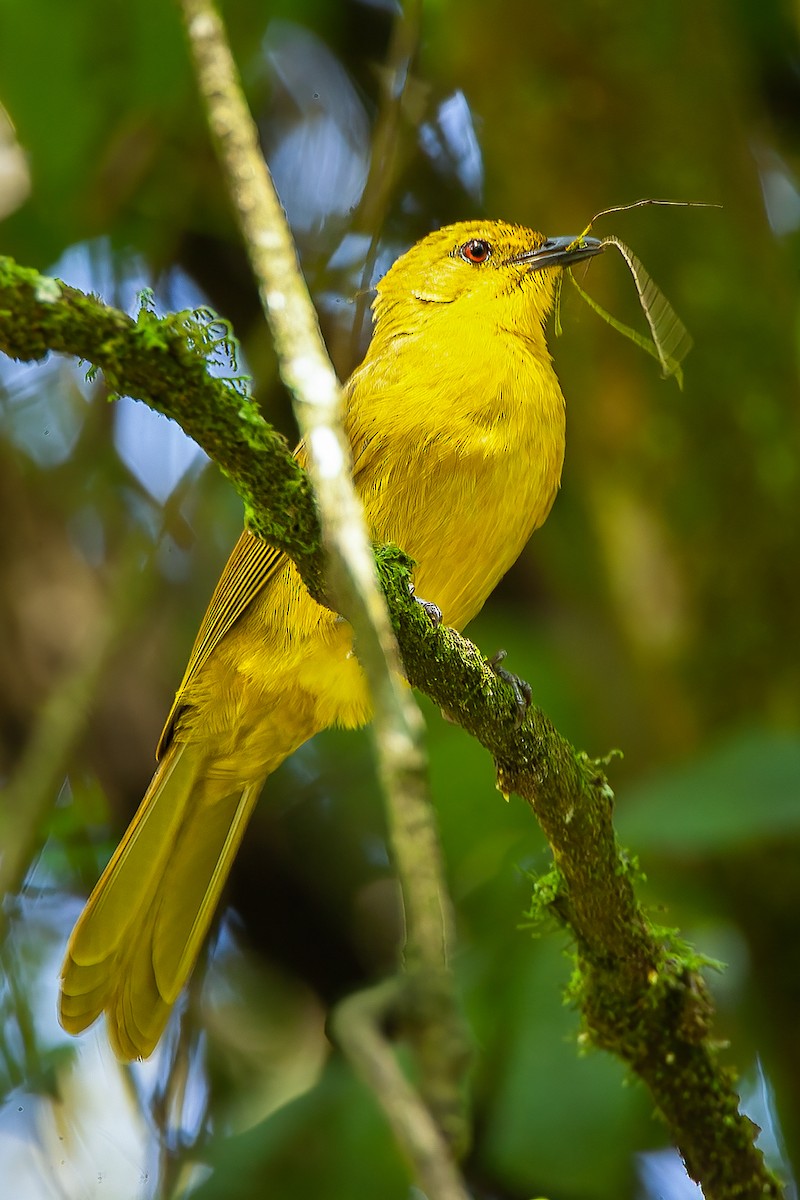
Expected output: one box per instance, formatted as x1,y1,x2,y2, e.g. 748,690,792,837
59,742,264,1059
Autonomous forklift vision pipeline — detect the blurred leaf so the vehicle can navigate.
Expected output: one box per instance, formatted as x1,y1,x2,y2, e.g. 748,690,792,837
464,937,650,1198
619,730,800,853
193,1055,410,1200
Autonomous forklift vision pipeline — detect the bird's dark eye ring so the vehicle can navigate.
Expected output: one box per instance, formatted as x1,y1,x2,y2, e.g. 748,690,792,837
460,238,491,264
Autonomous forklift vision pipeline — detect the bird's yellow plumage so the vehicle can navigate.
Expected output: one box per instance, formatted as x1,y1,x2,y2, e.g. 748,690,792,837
59,220,602,1058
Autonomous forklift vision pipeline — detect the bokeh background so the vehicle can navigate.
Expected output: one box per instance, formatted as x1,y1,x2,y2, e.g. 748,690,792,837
1,1,799,1197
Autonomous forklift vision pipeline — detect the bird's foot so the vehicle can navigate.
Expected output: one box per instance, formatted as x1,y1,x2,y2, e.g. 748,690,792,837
409,582,442,627
487,649,531,726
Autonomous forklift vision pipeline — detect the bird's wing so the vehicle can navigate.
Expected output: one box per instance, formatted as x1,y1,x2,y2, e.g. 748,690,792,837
156,528,287,758
153,395,385,760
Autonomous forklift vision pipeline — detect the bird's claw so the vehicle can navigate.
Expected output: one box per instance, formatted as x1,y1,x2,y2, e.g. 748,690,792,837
408,582,442,627
487,649,531,726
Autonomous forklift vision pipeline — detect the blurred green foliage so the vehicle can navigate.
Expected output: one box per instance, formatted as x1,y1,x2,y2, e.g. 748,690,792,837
1,0,799,1196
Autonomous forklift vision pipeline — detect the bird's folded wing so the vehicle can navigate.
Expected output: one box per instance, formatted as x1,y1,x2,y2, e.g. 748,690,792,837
157,529,287,758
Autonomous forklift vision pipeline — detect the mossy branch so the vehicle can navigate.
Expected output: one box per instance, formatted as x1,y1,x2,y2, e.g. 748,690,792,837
0,256,783,1197
0,259,324,597
389,598,780,1198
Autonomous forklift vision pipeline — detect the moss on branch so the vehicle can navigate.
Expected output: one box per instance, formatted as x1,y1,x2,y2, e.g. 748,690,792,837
0,255,324,598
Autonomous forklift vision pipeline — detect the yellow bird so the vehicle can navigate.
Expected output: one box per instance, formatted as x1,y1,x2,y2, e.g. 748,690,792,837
59,220,602,1059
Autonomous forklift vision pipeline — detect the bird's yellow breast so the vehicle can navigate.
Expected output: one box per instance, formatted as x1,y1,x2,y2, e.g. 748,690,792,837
346,314,566,629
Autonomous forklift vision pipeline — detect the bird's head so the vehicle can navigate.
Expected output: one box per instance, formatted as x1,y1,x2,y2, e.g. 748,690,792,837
373,220,602,336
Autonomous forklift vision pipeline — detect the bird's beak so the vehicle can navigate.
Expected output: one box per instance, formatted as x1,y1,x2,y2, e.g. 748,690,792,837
511,235,603,271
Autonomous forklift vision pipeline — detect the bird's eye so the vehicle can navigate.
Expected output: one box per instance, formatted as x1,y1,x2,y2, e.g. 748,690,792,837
460,238,491,264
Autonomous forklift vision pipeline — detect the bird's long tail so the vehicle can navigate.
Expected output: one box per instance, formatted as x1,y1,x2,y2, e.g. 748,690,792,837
59,742,263,1060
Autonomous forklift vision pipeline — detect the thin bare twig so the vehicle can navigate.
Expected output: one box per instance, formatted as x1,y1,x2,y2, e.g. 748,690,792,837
332,980,470,1200
177,0,468,1159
